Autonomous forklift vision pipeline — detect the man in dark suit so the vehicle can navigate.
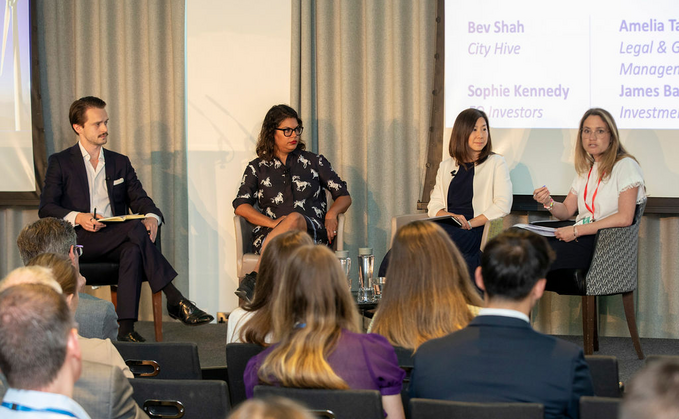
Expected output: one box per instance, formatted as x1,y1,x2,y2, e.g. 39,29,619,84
39,96,212,342
410,229,594,419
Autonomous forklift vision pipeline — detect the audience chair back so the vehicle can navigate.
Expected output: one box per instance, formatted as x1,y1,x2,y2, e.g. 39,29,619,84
130,378,230,419
393,346,415,419
80,225,164,341
544,200,647,359
113,342,201,379
392,346,415,370
410,398,544,419
225,343,266,407
254,386,383,419
579,396,621,419
585,355,622,397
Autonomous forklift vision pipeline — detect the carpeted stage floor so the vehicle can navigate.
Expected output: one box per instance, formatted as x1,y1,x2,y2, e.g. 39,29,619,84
136,320,679,385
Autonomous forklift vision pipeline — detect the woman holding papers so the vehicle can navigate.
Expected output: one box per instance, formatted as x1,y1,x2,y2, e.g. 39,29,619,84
532,108,645,270
426,108,513,280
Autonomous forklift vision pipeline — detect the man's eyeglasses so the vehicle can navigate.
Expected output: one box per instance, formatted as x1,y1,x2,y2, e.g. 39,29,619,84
72,245,84,257
275,126,304,137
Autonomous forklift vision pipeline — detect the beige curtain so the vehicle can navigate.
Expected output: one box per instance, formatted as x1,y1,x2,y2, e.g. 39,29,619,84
291,0,437,285
291,0,679,340
0,0,187,319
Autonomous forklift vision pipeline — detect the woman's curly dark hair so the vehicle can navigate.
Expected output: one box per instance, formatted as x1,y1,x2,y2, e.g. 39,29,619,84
256,104,306,160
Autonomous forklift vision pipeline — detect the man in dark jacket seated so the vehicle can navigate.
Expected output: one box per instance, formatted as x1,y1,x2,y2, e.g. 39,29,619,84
39,96,212,342
411,229,594,419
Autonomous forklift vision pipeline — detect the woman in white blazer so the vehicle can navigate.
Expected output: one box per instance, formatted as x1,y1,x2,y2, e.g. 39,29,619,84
427,108,512,283
379,109,512,285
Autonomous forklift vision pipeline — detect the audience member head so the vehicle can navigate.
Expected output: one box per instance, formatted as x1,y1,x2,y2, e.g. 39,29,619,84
479,229,554,305
69,96,107,135
17,217,79,267
228,396,316,419
258,245,359,389
372,221,483,350
27,253,83,311
0,266,60,294
240,231,313,345
0,282,80,392
449,108,493,164
256,104,306,160
574,107,635,180
620,358,679,419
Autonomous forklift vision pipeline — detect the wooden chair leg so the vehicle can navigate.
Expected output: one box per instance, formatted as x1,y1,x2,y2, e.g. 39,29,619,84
110,286,118,310
582,296,595,355
622,291,645,360
593,297,599,352
152,291,163,342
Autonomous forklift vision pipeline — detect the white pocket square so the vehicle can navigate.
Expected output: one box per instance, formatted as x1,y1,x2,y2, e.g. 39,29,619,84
113,178,124,186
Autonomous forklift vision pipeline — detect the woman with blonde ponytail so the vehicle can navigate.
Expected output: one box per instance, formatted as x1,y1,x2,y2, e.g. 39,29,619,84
244,245,405,419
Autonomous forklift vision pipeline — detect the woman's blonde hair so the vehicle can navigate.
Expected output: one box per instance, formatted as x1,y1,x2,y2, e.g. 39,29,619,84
239,231,314,345
26,253,78,296
371,221,483,351
574,108,637,181
257,245,359,390
228,396,315,419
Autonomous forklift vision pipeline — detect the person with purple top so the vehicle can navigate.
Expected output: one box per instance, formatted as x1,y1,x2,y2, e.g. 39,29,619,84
244,245,405,419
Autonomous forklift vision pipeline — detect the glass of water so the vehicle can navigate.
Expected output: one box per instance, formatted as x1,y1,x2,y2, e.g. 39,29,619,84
371,277,387,301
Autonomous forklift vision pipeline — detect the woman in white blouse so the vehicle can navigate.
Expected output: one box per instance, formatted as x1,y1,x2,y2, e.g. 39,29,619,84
533,108,645,270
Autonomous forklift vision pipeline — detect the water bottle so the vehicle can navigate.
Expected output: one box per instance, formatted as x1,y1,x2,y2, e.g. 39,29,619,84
335,250,352,290
357,248,374,302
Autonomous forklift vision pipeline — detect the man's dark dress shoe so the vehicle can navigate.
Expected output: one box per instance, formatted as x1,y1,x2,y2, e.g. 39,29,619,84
235,271,257,302
168,299,214,326
117,331,146,342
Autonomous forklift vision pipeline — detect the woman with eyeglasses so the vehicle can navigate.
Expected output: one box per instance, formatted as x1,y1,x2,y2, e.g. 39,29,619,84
233,104,351,301
532,108,645,271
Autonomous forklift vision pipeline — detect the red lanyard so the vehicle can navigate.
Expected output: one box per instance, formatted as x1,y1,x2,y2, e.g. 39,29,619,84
583,166,602,220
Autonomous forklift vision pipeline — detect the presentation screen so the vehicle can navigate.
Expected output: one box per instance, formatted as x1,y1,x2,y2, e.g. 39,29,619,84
445,0,679,200
0,0,35,194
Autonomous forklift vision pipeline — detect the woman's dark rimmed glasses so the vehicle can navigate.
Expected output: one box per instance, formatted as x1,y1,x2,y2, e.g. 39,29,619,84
72,244,84,257
275,126,303,137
